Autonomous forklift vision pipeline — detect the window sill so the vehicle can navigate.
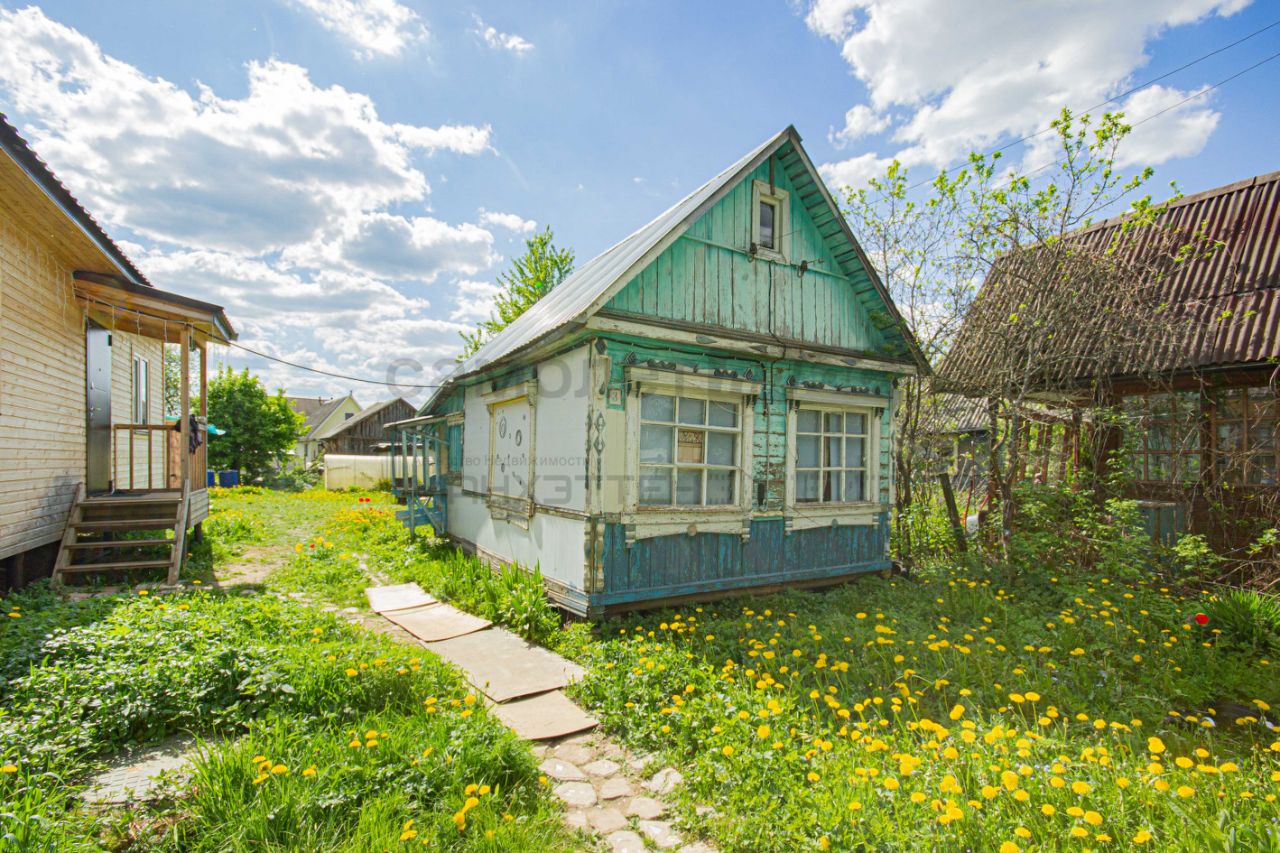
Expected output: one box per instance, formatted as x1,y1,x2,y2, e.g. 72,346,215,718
621,507,750,545
785,502,884,532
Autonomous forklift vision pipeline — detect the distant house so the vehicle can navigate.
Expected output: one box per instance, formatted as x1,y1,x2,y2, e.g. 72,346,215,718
314,398,415,456
391,126,926,617
0,114,235,589
941,170,1279,549
287,393,361,466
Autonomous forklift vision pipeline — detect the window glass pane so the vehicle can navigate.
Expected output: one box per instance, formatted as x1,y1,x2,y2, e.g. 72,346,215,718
1148,455,1170,481
823,471,842,502
824,412,843,434
1148,423,1171,452
1181,453,1201,483
797,409,821,433
824,436,843,467
844,471,865,502
706,470,734,505
1255,423,1276,450
708,401,738,428
1252,457,1276,487
845,412,866,435
796,471,819,502
640,424,673,464
1248,387,1277,421
1217,422,1242,452
759,200,775,249
677,428,705,463
1218,390,1248,419
676,469,703,506
678,398,706,425
845,437,865,468
797,435,820,468
707,432,736,466
641,393,674,422
639,467,671,505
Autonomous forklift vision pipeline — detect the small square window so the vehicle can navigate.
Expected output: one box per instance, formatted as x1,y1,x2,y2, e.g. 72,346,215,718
758,199,777,249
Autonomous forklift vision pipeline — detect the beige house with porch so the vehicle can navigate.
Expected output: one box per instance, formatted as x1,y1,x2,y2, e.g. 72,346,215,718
0,114,236,588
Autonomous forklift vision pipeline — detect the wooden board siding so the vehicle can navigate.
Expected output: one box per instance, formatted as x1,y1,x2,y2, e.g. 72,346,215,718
0,203,89,558
321,399,416,456
597,515,889,608
606,156,883,353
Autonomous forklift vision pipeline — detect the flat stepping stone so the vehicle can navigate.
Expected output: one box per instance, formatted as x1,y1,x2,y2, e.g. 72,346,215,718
426,626,584,703
491,689,598,740
553,781,597,808
383,603,490,642
365,583,437,613
599,776,635,800
606,830,647,853
83,735,194,804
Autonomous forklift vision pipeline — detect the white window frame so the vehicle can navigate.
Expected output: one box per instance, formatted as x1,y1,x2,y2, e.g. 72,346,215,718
622,367,758,543
751,180,790,262
132,355,149,425
483,380,537,524
784,387,886,531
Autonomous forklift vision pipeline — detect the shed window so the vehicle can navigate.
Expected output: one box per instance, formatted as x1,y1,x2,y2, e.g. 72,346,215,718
793,407,870,503
1124,392,1201,484
1211,386,1277,486
758,199,777,250
132,356,149,424
638,392,740,506
751,180,789,261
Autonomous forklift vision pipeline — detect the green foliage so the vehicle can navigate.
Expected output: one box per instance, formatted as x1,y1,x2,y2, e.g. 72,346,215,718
1006,482,1153,580
1173,534,1223,578
458,226,574,359
570,564,1279,852
1203,589,1280,656
207,367,306,479
260,465,320,492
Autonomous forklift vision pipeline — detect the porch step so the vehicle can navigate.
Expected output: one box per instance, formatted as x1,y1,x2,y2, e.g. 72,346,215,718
64,538,173,549
54,484,192,587
72,518,179,531
57,559,174,574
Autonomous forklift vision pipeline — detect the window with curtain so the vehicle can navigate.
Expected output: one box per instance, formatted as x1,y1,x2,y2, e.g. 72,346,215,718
638,392,740,507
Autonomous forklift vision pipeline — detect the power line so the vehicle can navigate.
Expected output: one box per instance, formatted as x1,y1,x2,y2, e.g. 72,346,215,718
215,339,446,389
901,20,1280,191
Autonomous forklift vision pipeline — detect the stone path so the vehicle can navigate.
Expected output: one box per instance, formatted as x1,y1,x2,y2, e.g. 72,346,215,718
83,734,195,805
365,583,716,852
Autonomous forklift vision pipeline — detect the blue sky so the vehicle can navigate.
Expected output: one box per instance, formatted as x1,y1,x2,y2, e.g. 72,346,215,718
1,1,1276,403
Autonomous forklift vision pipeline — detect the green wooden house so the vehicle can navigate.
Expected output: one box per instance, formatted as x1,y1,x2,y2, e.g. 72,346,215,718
392,126,926,617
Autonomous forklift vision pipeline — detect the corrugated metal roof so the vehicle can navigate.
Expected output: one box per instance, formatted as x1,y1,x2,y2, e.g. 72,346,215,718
941,169,1280,389
423,126,924,414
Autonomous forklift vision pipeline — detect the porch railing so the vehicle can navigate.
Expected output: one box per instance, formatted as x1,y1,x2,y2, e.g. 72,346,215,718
111,420,208,492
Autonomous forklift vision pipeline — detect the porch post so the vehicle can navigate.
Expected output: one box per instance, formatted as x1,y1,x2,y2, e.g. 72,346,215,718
180,327,191,488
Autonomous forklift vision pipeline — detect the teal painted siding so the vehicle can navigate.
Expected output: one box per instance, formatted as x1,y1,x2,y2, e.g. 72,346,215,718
601,336,893,511
597,515,890,606
605,156,883,353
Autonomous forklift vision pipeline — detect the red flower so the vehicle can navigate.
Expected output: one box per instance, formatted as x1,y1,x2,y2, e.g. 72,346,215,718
1193,613,1209,626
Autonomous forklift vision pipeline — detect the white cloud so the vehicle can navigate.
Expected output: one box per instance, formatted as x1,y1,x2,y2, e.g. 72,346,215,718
829,104,890,147
289,0,427,59
805,0,1243,181
472,15,534,55
478,209,537,234
0,6,503,400
819,152,893,192
450,279,503,322
1113,84,1221,167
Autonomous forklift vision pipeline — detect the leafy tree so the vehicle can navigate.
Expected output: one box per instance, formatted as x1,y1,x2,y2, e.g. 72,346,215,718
206,367,305,479
459,226,574,360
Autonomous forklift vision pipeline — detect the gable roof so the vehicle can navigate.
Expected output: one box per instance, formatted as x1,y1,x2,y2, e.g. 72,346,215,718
941,169,1280,390
291,394,358,440
423,126,924,414
314,398,409,441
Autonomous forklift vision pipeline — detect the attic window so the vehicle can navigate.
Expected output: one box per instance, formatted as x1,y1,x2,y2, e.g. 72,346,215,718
751,180,789,261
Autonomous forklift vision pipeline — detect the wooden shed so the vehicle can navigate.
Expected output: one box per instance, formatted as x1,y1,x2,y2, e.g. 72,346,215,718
315,397,415,456
0,114,235,589
391,127,926,617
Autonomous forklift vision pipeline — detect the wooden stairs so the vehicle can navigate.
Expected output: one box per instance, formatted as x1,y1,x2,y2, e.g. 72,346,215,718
53,484,190,586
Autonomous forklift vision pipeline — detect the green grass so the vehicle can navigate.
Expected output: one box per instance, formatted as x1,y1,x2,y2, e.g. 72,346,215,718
566,564,1280,852
0,490,577,851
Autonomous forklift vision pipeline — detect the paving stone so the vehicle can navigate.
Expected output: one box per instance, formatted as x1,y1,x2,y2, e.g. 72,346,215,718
83,736,194,804
539,758,586,782
582,758,621,778
627,796,666,820
530,744,551,758
586,806,629,834
640,819,683,849
627,754,655,773
598,776,635,800
563,809,589,831
606,830,647,853
553,742,596,765
644,767,684,795
553,781,597,808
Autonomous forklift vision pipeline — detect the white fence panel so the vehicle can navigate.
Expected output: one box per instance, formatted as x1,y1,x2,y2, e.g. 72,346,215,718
322,454,424,490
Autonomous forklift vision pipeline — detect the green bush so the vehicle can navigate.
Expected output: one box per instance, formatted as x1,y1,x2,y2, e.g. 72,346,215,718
1204,589,1280,655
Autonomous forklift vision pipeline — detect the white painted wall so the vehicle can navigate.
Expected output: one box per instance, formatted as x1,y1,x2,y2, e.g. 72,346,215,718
448,487,586,589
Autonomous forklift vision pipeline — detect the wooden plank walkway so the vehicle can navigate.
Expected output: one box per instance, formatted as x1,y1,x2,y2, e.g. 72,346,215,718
366,583,596,741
